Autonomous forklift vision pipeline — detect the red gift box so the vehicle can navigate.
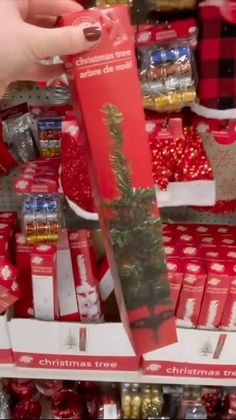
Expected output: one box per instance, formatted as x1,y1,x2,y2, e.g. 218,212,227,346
97,255,114,302
178,244,202,259
69,230,102,322
176,259,207,328
201,246,221,261
0,261,20,313
175,232,196,245
220,262,236,330
61,5,176,354
14,234,33,318
220,246,236,261
57,230,79,322
164,244,178,257
197,261,230,329
166,258,183,311
31,244,58,321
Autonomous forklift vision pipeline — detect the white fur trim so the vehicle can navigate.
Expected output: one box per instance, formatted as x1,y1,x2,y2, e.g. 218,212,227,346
59,165,99,221
192,104,236,120
66,196,99,221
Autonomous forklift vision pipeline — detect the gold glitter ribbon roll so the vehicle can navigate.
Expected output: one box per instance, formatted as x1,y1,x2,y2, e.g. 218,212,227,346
143,87,196,112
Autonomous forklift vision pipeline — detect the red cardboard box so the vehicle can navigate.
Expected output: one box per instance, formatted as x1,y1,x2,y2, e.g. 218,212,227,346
61,5,176,354
197,261,230,329
193,224,213,236
164,245,178,257
57,230,79,322
176,259,206,328
69,230,102,322
220,262,236,330
178,245,202,259
166,258,183,311
197,235,215,246
14,234,33,318
0,261,20,313
175,232,196,245
220,247,236,261
201,246,221,261
174,224,193,234
31,244,58,321
217,236,236,247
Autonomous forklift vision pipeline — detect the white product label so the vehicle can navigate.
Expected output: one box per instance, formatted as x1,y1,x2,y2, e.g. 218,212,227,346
57,249,78,316
103,404,117,420
99,269,114,301
32,275,54,321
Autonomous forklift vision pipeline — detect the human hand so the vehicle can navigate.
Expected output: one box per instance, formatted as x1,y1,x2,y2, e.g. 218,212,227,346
0,0,101,97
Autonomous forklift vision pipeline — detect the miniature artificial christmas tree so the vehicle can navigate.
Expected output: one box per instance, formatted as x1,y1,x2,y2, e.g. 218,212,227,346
103,104,173,339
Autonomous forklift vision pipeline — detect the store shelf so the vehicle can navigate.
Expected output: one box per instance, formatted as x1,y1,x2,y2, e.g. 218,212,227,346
1,365,236,386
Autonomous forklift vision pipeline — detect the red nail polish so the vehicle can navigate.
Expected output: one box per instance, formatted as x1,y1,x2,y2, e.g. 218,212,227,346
83,26,101,42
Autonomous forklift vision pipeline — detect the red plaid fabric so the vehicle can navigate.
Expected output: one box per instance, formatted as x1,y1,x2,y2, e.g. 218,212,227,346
198,5,236,110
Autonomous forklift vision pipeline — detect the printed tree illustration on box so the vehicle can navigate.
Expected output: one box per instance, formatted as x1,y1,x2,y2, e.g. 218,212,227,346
103,104,173,340
65,329,77,350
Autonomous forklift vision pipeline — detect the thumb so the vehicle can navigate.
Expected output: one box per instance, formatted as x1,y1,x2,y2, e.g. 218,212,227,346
26,23,102,60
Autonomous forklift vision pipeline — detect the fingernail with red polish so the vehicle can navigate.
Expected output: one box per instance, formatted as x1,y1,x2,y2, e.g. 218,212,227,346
83,26,101,42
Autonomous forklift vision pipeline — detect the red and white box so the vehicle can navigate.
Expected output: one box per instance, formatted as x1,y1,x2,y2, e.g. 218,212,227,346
0,234,9,259
142,328,236,378
164,245,178,257
197,235,215,246
197,261,230,329
220,262,236,330
166,258,183,311
0,312,13,364
0,223,12,241
193,224,214,236
9,319,140,371
14,174,59,194
61,5,176,354
31,244,59,321
201,246,221,261
174,224,193,234
178,245,202,259
214,225,235,236
69,230,102,322
162,234,175,245
97,255,114,302
175,232,196,245
220,247,236,261
217,236,236,247
176,259,206,328
14,234,33,318
0,211,17,228
57,230,79,321
0,261,20,314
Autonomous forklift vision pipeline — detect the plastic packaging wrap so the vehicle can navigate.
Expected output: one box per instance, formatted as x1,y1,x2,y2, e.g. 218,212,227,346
138,40,197,112
147,0,198,12
22,194,62,244
37,117,63,158
2,109,38,163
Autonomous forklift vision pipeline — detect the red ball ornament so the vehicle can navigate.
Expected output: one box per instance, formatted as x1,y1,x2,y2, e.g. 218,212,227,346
12,400,41,420
35,380,63,397
9,380,37,401
51,389,83,419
